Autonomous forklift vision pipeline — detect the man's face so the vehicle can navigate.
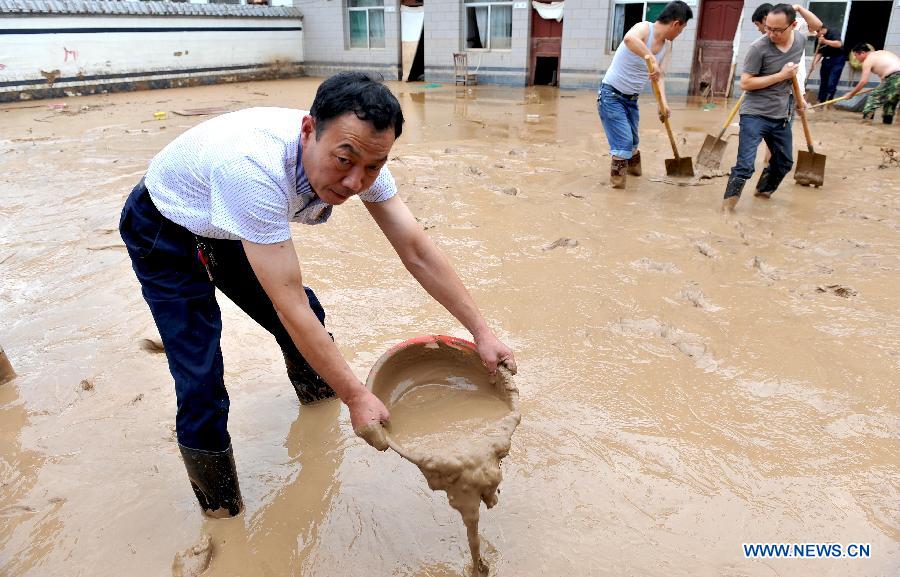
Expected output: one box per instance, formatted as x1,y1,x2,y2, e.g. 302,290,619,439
300,113,395,206
853,50,869,62
754,20,766,34
665,21,686,40
764,13,795,42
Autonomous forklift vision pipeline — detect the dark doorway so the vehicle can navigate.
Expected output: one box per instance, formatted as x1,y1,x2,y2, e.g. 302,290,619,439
844,1,892,52
534,56,559,86
408,29,424,81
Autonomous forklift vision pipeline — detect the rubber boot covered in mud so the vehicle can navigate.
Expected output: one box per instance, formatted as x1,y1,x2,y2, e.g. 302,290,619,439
179,444,243,518
627,151,642,176
610,158,628,189
754,166,785,198
723,175,746,211
284,351,336,405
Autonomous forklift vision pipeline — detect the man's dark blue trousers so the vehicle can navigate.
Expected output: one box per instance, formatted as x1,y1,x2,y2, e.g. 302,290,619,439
119,180,325,451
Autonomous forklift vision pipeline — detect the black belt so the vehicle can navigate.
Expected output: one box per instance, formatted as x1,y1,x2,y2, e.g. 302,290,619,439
884,71,900,80
602,83,639,101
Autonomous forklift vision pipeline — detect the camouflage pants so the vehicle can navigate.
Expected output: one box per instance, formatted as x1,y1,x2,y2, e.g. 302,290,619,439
862,72,899,120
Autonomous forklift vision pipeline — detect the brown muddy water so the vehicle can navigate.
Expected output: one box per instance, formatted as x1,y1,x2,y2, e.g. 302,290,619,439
1,78,898,577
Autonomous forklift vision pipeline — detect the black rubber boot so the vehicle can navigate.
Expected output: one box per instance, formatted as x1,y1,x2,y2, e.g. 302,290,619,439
284,351,337,405
179,444,243,518
755,166,786,198
754,167,776,198
723,175,747,211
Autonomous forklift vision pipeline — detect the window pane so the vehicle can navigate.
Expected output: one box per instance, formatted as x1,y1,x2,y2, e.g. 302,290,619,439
610,2,644,51
466,6,488,49
490,5,512,49
646,2,667,23
349,10,368,48
807,2,846,53
369,8,385,49
350,0,383,7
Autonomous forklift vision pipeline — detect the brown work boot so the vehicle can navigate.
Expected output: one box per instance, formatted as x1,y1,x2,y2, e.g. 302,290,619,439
627,151,642,176
610,158,628,189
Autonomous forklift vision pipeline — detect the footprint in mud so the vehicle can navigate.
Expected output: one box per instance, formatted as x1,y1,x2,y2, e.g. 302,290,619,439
680,284,721,312
0,497,66,518
784,238,809,249
693,240,719,259
139,338,165,354
171,534,213,577
630,258,680,274
543,237,578,251
615,318,720,371
749,256,779,280
816,284,857,298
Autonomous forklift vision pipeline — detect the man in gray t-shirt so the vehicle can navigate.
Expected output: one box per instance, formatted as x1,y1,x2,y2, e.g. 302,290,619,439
723,4,809,211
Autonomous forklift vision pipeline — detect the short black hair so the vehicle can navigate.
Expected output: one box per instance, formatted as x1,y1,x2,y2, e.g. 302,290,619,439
852,43,872,53
768,3,796,24
656,1,693,24
752,3,773,24
309,72,404,140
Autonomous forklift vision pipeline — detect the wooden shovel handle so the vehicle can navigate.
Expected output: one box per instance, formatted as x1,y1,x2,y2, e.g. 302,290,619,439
791,75,815,154
644,55,681,160
809,87,874,109
715,93,745,140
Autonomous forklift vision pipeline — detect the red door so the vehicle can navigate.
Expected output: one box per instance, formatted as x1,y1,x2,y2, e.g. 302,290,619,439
690,0,743,97
529,4,563,86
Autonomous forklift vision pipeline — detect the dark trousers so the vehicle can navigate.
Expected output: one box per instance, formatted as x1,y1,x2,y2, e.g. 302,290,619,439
818,54,846,103
119,180,325,451
727,114,794,197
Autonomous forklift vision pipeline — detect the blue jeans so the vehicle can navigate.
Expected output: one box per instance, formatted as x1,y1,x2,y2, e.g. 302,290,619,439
727,114,794,197
119,181,326,451
818,54,846,103
598,83,640,160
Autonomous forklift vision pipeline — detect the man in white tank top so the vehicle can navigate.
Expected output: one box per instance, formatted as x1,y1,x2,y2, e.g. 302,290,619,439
597,1,693,188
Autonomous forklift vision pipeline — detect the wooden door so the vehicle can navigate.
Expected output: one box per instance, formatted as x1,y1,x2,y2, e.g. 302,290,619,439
690,0,743,97
529,4,563,85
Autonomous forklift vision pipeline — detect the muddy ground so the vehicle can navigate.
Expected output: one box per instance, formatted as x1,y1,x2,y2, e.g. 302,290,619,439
1,78,898,577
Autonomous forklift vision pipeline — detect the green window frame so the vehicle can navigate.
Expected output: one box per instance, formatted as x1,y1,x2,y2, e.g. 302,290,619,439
348,0,386,50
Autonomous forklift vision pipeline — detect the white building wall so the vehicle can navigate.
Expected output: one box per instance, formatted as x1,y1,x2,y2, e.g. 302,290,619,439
424,0,531,86
298,0,402,80
0,1,304,101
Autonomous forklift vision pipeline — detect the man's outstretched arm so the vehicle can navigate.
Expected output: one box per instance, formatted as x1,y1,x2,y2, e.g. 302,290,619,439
242,239,390,448
365,195,517,374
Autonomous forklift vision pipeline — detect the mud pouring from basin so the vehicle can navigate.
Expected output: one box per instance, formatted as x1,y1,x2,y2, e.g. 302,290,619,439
365,335,520,575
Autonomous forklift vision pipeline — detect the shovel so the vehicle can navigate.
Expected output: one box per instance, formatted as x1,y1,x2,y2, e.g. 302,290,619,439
697,93,745,170
792,75,826,187
644,55,694,177
808,88,873,110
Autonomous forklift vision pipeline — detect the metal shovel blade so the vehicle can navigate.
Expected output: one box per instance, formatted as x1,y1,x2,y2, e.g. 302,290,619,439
665,156,695,177
795,150,826,187
697,135,728,169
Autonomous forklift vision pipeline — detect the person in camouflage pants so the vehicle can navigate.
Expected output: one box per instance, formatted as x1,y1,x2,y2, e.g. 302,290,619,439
846,45,900,124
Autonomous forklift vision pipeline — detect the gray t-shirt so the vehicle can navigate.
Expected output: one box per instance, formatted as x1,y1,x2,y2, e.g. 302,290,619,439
740,31,806,119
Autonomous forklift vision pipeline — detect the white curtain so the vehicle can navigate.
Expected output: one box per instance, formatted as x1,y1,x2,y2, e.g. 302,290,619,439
490,5,512,49
611,3,626,51
475,6,489,48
